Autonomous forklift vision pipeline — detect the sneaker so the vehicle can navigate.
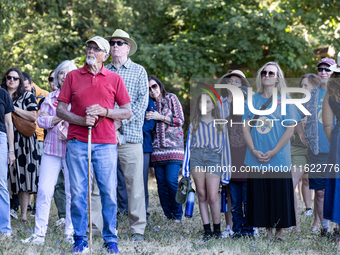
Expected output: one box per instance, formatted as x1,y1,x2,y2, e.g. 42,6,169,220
65,234,74,244
10,209,18,220
55,218,66,227
31,204,36,217
27,205,33,211
0,232,12,240
21,234,45,245
203,230,212,241
305,208,313,216
130,233,144,241
173,219,182,224
311,226,320,233
222,229,234,238
253,227,259,238
72,237,89,254
321,228,332,238
103,242,120,254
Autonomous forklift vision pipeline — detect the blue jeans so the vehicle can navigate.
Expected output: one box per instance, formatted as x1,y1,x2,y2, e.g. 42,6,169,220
0,131,11,234
154,164,183,220
229,181,253,236
66,139,118,242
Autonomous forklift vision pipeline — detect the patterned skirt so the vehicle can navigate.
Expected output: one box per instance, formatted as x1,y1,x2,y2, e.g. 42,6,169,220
8,130,41,197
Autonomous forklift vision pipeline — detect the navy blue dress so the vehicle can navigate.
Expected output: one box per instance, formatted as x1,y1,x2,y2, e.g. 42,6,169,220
324,96,340,224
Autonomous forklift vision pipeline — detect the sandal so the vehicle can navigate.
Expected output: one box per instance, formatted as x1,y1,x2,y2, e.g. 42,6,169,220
272,237,284,242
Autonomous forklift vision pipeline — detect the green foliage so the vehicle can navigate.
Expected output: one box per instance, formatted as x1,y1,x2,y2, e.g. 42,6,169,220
0,0,339,95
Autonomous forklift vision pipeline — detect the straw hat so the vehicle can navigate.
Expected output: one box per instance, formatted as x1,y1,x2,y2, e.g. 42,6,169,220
105,29,137,56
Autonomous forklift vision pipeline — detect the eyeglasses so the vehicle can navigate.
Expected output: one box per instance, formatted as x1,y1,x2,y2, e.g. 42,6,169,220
6,75,20,81
48,77,54,82
226,78,241,84
261,70,276,77
317,67,332,73
149,84,158,91
86,45,105,53
109,40,129,47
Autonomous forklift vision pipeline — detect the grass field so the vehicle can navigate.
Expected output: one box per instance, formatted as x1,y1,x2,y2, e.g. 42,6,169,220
1,177,339,255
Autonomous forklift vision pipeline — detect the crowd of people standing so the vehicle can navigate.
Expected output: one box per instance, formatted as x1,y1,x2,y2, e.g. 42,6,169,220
0,28,340,254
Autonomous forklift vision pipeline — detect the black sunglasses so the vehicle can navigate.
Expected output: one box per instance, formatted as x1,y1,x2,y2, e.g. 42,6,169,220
48,77,54,82
109,40,129,47
261,70,276,77
149,84,158,91
317,67,332,73
6,75,20,81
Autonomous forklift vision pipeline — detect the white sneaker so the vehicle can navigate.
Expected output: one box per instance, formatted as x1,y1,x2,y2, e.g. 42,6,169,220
21,234,45,245
55,218,66,227
64,234,74,244
253,227,260,237
0,232,12,240
311,226,320,233
10,209,18,219
222,229,234,238
305,209,313,216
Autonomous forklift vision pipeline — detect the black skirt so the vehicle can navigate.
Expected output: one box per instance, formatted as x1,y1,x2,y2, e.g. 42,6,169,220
246,170,296,228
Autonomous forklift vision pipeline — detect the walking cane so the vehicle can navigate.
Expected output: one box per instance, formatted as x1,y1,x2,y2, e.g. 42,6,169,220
87,126,92,253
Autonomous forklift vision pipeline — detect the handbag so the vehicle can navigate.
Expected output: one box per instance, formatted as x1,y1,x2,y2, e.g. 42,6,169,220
12,113,36,137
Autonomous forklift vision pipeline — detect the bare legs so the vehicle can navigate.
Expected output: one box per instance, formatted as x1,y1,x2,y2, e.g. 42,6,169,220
266,227,283,238
18,191,30,222
292,167,313,231
313,189,325,227
193,170,221,225
224,187,233,229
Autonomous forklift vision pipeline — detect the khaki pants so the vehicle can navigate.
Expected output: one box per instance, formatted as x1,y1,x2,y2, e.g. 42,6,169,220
118,142,146,234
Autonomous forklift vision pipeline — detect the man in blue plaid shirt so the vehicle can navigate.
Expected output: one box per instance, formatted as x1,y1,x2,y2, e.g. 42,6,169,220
105,29,148,241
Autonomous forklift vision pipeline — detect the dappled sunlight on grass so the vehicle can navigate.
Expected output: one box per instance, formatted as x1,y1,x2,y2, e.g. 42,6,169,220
3,177,340,254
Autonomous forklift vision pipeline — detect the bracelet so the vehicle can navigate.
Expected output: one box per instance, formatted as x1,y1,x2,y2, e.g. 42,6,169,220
163,115,166,122
8,150,14,154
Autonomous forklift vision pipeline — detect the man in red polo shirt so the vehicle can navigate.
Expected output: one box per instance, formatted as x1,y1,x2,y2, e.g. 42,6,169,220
56,36,132,254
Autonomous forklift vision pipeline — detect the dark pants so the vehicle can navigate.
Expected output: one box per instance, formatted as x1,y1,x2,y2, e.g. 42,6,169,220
154,164,183,220
54,169,66,219
229,181,253,236
143,153,151,217
117,159,128,214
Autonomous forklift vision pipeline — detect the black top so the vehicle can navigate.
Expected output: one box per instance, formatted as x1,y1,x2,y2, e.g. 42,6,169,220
0,88,14,134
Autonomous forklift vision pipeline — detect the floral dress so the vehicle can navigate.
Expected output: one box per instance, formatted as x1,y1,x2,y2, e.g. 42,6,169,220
8,91,41,196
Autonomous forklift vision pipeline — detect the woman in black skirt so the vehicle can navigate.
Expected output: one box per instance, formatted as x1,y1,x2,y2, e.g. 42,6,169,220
242,62,299,241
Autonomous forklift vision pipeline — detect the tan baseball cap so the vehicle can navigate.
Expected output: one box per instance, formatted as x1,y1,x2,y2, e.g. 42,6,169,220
85,36,110,54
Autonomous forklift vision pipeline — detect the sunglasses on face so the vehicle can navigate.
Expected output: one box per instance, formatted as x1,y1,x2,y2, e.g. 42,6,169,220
226,78,241,84
149,84,158,91
261,70,276,77
317,67,331,73
6,75,20,81
48,77,54,82
109,40,129,47
86,45,105,53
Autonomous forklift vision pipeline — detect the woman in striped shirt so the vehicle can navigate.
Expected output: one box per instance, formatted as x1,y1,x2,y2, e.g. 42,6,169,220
182,92,231,241
23,60,77,245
